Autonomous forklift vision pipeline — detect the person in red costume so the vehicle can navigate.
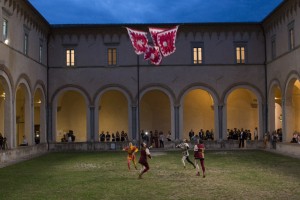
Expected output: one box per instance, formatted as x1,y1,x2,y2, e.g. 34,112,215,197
194,140,206,178
138,142,152,179
123,142,138,170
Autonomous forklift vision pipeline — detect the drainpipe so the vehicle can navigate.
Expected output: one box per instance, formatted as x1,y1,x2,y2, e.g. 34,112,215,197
46,30,51,151
261,24,268,137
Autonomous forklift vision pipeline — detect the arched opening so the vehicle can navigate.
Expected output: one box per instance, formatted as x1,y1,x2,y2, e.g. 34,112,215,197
273,87,282,132
16,84,31,146
56,91,87,142
33,88,46,144
183,89,215,141
0,76,12,148
285,79,300,141
98,90,129,141
226,88,258,140
0,82,5,136
140,90,171,146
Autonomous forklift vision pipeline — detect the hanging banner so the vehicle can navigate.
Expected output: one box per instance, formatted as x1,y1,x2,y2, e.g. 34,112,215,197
157,26,179,57
126,25,179,65
144,45,162,65
126,27,148,55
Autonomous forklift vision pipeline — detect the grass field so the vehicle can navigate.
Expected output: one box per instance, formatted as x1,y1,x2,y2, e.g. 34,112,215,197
0,150,299,200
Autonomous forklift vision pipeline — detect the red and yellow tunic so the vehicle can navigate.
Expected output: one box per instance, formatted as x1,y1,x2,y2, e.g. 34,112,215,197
124,145,138,160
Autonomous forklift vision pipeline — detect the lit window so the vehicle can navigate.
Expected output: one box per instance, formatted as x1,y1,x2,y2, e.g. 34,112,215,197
193,47,202,64
108,48,117,66
66,49,75,66
24,33,28,55
236,46,245,64
191,42,204,64
2,19,8,41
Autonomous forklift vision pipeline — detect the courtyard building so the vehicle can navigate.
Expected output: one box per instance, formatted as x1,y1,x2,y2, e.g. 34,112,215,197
0,0,299,156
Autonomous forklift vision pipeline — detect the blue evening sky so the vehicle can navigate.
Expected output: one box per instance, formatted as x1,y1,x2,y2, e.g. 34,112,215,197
28,0,284,24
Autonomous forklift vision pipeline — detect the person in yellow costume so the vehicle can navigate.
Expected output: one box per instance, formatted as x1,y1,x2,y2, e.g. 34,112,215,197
123,142,138,170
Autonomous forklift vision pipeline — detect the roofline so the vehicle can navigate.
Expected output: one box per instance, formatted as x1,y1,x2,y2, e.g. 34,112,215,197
25,0,50,26
262,0,286,23
50,22,262,29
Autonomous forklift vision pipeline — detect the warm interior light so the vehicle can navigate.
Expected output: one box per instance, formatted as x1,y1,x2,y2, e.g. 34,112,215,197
0,92,5,99
4,39,9,45
37,99,41,104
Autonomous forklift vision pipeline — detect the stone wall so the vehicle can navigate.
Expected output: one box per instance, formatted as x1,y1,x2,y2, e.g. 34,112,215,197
1,141,299,167
0,143,48,166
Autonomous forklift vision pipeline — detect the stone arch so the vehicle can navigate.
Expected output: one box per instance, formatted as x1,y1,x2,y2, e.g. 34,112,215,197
139,85,175,142
268,79,283,137
51,86,91,142
223,83,264,140
178,83,220,140
0,69,14,148
283,71,300,142
33,82,47,144
15,78,32,146
94,85,133,141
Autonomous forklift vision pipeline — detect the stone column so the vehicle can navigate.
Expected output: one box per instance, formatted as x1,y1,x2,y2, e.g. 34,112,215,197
131,105,137,141
47,104,52,142
174,105,180,140
89,106,95,142
218,105,223,140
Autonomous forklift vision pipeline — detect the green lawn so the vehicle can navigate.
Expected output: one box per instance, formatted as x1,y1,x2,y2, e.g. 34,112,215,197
0,150,299,200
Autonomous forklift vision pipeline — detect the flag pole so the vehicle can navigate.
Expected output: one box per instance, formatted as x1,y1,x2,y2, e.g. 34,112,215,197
137,55,140,148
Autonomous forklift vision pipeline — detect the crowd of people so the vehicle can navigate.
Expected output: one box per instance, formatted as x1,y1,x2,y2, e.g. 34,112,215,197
140,130,172,148
188,129,214,142
61,130,76,142
290,131,300,144
226,128,255,141
263,128,283,149
99,131,129,142
0,133,8,150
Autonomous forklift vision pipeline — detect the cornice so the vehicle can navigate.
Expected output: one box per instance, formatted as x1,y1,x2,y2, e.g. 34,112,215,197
3,0,50,37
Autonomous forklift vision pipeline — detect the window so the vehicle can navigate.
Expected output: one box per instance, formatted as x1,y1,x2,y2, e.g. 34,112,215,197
108,48,117,66
24,33,28,55
191,42,204,64
288,21,295,50
235,45,246,64
39,39,43,63
289,28,295,50
193,47,202,64
39,44,43,63
271,35,276,60
2,18,8,41
66,49,75,66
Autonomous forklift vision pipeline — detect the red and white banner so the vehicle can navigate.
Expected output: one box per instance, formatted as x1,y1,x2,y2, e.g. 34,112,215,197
126,26,179,65
157,26,179,57
144,45,162,66
126,27,148,55
149,27,167,47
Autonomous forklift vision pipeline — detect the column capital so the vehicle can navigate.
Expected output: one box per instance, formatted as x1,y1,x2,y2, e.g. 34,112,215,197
174,104,181,109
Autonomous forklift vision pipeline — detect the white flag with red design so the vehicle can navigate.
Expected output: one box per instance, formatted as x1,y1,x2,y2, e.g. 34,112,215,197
157,26,179,57
144,45,162,65
126,27,148,55
149,27,167,47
